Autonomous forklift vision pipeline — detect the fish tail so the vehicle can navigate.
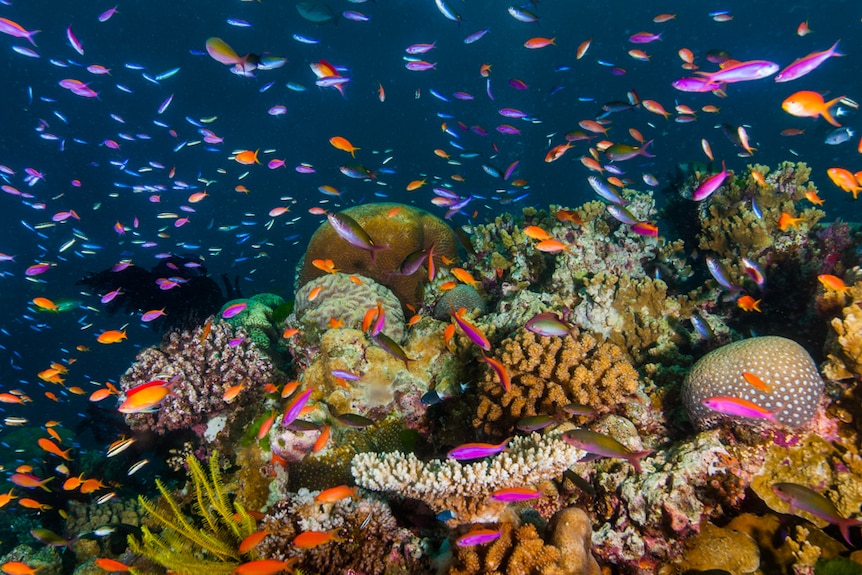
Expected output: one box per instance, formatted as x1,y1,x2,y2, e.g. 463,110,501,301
368,243,389,264
628,449,653,473
839,517,862,546
822,96,845,127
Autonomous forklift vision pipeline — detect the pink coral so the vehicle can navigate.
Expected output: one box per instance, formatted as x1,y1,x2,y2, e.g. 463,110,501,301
119,319,274,450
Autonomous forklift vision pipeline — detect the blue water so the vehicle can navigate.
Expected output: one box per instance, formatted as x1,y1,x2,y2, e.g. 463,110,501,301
0,0,860,500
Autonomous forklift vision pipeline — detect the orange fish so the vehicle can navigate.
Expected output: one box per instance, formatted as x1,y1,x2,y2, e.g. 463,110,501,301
18,498,52,511
0,489,17,508
312,423,330,453
223,384,243,402
292,529,344,549
524,37,555,49
579,119,609,134
804,190,824,205
451,267,479,287
522,226,551,240
750,170,767,187
407,314,422,327
742,371,772,392
10,473,53,491
439,280,457,291
256,411,276,440
311,259,338,274
535,239,569,253
642,99,670,119
315,484,357,503
96,329,127,344
329,136,360,157
796,20,811,36
818,274,849,293
544,142,573,163
1,562,40,575
37,438,73,461
307,286,323,301
826,167,862,198
234,149,260,165
387,206,402,217
200,319,212,342
282,327,300,339
93,558,131,572
232,559,296,575
781,91,844,127
434,149,450,159
555,209,583,225
443,323,456,347
580,156,604,172
32,297,58,312
80,478,107,494
736,295,762,312
117,384,174,414
188,191,209,203
0,392,26,404
576,38,591,59
778,212,804,231
348,275,363,285
479,63,492,77
329,317,344,329
89,388,115,402
238,530,271,554
406,179,426,191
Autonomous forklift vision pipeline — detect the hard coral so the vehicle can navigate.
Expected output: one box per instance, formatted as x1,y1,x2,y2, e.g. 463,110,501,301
297,203,458,310
219,293,286,358
119,319,272,450
473,329,642,438
351,433,584,526
823,279,862,380
682,336,824,430
449,520,564,575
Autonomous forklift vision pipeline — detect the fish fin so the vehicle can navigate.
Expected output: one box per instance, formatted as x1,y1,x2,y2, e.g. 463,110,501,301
822,96,845,127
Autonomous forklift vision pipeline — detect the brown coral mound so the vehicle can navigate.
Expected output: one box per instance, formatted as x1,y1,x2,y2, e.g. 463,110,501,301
297,203,458,309
450,521,564,575
474,329,640,438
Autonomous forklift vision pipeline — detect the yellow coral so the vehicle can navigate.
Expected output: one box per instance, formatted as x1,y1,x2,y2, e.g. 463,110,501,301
449,521,564,575
474,329,640,437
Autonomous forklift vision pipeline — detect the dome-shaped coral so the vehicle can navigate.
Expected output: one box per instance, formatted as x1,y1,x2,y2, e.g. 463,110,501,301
297,203,458,310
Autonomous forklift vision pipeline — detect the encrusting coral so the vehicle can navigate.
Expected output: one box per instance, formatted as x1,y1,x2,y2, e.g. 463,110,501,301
218,292,286,358
473,329,643,438
350,433,584,526
681,336,824,430
297,202,458,310
118,320,274,450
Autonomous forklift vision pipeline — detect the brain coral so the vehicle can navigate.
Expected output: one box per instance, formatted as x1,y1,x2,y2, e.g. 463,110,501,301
433,283,487,320
682,336,823,430
473,329,641,438
293,272,406,343
297,203,458,310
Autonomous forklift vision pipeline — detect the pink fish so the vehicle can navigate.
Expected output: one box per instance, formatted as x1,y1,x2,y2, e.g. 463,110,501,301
282,387,313,428
672,76,722,92
490,487,542,502
100,288,123,304
702,395,777,421
98,6,119,22
629,31,661,43
450,309,491,350
697,60,779,83
447,439,509,460
775,41,842,82
455,529,501,547
692,161,728,201
141,308,166,322
0,17,39,46
66,25,84,56
221,302,248,319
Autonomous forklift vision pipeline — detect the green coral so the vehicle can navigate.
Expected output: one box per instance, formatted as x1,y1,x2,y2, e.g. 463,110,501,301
128,454,256,575
220,293,287,357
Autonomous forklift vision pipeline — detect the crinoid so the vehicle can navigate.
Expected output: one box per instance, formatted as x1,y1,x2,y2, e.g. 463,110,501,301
128,453,256,575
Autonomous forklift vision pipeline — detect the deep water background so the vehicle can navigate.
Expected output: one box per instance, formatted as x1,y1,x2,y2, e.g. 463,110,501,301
0,0,861,452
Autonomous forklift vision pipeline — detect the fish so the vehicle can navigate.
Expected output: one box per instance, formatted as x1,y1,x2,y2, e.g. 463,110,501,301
315,485,357,503
447,439,509,460
93,559,131,572
696,59,779,83
232,559,297,575
118,381,176,414
221,302,248,318
736,295,762,312
782,91,844,127
775,41,842,82
702,395,778,422
450,308,491,350
525,312,571,336
0,17,39,46
692,161,728,201
434,0,461,23
329,136,360,157
826,167,862,198
281,387,313,428
238,530,271,554
561,429,652,472
455,528,501,546
742,371,772,393
96,329,127,344
372,332,415,369
818,274,849,293
479,352,511,392
10,473,54,491
771,482,862,545
37,438,73,461
326,211,388,263
490,487,542,502
292,529,344,549
778,212,804,231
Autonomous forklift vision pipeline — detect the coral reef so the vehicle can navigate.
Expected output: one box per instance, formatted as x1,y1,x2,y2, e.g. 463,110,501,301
434,284,487,321
473,329,643,438
118,320,273,451
351,433,584,526
291,271,406,349
257,488,429,575
682,336,824,430
673,522,760,575
219,293,286,358
823,278,862,380
297,203,458,310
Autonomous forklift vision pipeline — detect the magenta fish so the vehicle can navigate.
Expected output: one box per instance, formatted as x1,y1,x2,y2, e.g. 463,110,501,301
692,161,728,201
490,487,542,502
447,439,509,460
696,60,779,83
406,42,435,54
775,41,842,82
282,387,313,428
221,301,248,319
405,61,436,71
629,31,661,43
455,529,501,547
672,76,722,93
701,396,777,421
0,17,39,46
450,310,491,350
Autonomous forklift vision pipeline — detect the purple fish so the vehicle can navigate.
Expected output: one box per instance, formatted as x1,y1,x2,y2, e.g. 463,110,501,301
508,78,529,90
331,369,361,381
499,107,527,119
327,212,388,263
702,396,776,421
629,31,661,44
98,6,118,22
282,387,313,428
406,42,435,54
456,529,501,547
0,16,39,46
706,256,741,292
450,309,490,350
496,124,520,135
775,41,842,83
342,11,369,22
490,487,542,502
221,301,248,319
405,61,436,71
464,28,488,44
698,60,779,84
692,161,728,201
525,312,571,337
672,77,722,93
447,439,509,460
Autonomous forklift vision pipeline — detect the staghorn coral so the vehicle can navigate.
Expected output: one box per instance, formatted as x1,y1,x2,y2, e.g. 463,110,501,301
257,488,428,575
297,202,458,310
473,329,643,438
682,336,824,430
823,278,862,380
350,433,585,526
119,320,273,451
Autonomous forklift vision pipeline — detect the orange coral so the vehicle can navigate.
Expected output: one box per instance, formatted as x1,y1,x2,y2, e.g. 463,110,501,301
297,203,458,310
474,329,640,438
449,521,565,575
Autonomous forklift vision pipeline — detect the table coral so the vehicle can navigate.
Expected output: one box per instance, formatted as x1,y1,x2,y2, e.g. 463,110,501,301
350,433,585,526
473,329,642,438
682,336,824,430
297,203,458,310
118,320,272,450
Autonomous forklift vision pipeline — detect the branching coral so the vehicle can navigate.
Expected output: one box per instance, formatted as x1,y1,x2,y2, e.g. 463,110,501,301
350,433,584,526
473,329,643,438
822,279,862,380
449,520,564,575
128,454,256,575
119,320,272,450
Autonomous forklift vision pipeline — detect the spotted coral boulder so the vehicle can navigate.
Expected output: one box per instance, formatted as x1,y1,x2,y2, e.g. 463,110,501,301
682,336,823,430
297,203,458,310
